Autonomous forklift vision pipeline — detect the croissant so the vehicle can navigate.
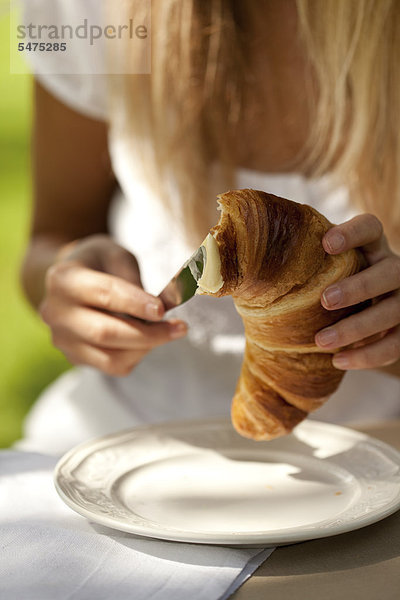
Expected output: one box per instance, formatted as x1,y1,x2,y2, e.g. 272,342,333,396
197,189,366,440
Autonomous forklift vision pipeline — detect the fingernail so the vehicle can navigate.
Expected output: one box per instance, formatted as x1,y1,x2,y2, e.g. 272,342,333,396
326,232,345,253
323,286,342,307
170,322,187,339
333,354,349,369
316,328,338,347
146,302,163,320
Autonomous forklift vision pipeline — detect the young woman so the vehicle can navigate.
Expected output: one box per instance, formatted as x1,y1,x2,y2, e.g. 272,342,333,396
19,0,400,454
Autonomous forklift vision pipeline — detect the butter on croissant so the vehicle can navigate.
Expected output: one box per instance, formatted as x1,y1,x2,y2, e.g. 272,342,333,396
198,189,365,441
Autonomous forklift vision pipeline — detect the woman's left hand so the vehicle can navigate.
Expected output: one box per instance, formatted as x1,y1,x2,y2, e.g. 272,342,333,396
314,214,400,370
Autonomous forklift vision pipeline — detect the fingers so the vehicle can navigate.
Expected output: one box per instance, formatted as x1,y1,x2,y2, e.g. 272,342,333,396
318,215,400,370
323,213,389,263
62,342,148,377
331,327,400,370
321,256,400,310
45,304,187,350
41,237,185,376
316,294,400,350
45,261,164,321
45,305,188,376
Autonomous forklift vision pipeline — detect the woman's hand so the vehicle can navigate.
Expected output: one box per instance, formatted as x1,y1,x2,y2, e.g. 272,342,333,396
315,214,400,370
39,235,187,376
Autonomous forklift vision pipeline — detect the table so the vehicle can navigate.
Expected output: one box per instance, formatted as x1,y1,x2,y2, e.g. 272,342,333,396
3,420,399,599
234,420,400,600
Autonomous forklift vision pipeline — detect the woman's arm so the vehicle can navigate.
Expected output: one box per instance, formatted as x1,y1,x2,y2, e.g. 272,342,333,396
22,81,187,377
22,80,116,307
314,214,400,378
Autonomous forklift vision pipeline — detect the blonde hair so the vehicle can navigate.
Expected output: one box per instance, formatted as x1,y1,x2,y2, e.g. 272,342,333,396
297,0,400,247
110,0,400,248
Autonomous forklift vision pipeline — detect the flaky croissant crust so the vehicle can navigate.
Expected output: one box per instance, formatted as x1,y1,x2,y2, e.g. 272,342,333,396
204,189,365,440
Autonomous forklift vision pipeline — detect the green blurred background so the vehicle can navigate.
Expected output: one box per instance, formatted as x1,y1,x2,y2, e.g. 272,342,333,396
0,6,69,447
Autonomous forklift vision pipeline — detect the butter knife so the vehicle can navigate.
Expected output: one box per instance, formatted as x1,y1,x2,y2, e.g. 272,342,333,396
158,244,206,311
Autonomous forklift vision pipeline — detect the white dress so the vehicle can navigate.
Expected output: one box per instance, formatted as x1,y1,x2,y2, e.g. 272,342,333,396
18,0,400,455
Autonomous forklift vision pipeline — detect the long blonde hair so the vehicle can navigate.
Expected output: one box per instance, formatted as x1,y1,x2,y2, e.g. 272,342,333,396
110,0,400,248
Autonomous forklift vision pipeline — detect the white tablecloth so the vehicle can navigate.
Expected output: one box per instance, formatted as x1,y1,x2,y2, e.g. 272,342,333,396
0,451,274,600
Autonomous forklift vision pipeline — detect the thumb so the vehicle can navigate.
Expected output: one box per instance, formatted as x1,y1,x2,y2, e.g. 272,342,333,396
104,245,144,288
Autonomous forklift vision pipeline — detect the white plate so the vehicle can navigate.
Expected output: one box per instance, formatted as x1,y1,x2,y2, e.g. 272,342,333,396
54,418,400,546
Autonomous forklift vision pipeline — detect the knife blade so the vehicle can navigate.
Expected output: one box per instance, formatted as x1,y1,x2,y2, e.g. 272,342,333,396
158,244,206,311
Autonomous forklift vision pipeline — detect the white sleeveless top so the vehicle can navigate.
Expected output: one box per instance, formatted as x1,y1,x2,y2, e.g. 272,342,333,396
19,0,400,455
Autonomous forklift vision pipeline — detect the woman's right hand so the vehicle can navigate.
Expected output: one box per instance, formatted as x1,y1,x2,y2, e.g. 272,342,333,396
39,235,188,376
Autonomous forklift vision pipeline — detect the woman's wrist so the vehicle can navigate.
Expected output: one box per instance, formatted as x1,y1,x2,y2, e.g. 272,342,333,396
21,234,80,309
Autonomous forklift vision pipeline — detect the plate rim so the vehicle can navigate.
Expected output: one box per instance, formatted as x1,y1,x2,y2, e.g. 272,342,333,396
54,418,400,546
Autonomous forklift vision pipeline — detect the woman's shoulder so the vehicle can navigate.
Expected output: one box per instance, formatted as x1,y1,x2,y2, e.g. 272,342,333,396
20,0,108,120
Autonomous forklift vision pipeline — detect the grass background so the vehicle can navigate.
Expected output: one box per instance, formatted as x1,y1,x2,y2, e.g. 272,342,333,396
0,6,69,447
